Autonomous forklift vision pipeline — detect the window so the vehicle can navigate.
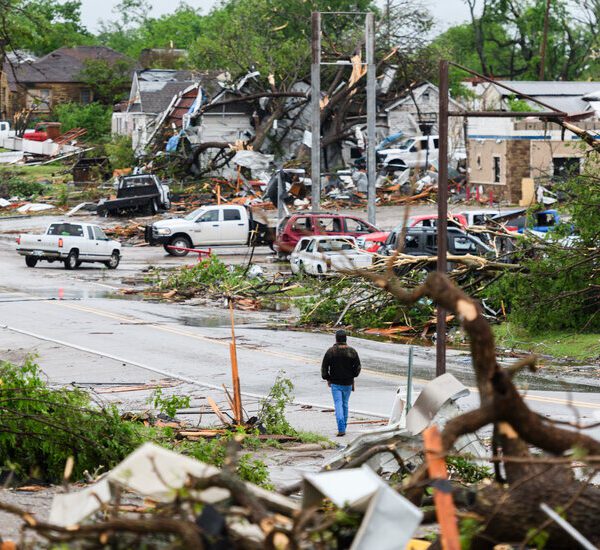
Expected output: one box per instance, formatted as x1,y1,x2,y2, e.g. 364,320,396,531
47,223,83,237
345,218,370,233
453,236,477,253
493,156,501,183
26,88,51,110
433,138,439,149
197,210,219,223
291,216,312,233
404,235,419,250
93,226,109,241
553,157,580,178
298,239,310,251
306,240,315,253
425,234,437,251
316,217,341,233
80,88,92,104
87,226,94,240
223,209,241,221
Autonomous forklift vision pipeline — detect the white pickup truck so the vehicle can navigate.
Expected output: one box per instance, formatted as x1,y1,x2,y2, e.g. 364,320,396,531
290,236,372,275
16,222,121,269
145,204,273,256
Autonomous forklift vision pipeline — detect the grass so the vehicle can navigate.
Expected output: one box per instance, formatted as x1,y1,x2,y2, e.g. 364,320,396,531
493,322,600,361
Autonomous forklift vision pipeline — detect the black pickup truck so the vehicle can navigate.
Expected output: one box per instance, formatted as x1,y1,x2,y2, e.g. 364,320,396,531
96,174,171,217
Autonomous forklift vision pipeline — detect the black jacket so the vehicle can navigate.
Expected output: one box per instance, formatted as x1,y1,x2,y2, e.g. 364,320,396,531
321,343,361,386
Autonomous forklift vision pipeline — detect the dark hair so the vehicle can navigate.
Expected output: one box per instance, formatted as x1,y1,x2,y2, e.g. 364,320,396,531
335,329,347,343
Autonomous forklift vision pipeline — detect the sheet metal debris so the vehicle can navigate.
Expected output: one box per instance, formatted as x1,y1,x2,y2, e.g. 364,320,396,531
303,465,423,550
49,442,298,527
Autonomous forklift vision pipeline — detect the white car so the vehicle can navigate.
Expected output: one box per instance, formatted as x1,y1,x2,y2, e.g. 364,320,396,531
16,222,121,269
290,236,372,276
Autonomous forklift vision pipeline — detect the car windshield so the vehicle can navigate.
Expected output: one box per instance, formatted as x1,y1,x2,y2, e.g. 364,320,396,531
316,239,354,252
397,139,415,150
184,208,206,221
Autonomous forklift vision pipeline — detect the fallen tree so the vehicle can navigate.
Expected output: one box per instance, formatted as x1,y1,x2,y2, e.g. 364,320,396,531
360,266,600,548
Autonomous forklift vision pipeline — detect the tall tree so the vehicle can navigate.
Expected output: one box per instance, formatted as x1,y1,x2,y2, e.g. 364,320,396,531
435,0,600,80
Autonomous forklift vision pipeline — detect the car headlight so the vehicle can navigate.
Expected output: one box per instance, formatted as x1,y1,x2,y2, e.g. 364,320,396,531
155,227,171,235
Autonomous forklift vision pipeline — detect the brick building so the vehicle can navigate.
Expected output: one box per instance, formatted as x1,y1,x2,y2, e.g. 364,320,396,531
0,46,135,120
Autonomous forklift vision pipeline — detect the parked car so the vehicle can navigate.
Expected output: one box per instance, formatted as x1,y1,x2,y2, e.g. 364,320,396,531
16,222,121,269
380,226,491,258
145,204,273,256
97,174,171,217
457,209,502,227
377,135,439,170
290,236,372,275
406,214,468,229
274,212,379,257
355,231,390,253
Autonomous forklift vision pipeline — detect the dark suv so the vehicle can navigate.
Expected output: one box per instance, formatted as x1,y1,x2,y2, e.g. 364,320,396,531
274,212,379,256
380,226,491,258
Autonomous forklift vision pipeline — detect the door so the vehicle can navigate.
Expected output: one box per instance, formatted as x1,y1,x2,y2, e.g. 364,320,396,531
92,226,112,259
220,208,247,244
191,208,221,245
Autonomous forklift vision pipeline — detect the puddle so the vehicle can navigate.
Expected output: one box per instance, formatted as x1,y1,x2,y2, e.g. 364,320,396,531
0,285,113,301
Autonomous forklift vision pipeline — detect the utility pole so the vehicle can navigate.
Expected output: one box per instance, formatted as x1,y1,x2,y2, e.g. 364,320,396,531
436,60,449,377
539,0,551,80
366,12,376,226
311,12,321,212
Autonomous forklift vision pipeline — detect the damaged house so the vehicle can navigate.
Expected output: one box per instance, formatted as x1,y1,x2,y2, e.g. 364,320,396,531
113,69,255,159
0,46,135,120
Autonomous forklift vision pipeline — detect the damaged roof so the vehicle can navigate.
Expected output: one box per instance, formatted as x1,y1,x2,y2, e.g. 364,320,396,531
3,46,136,90
130,69,224,115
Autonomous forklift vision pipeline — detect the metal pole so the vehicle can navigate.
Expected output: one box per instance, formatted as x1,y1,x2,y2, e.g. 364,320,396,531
406,346,414,412
436,60,449,377
311,12,321,212
366,12,376,226
277,170,285,226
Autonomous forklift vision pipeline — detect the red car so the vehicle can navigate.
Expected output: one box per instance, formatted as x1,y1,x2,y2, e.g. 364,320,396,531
356,231,390,253
407,214,468,229
274,212,379,256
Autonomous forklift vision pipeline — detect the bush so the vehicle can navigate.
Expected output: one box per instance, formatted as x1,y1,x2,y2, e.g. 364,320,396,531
53,102,112,142
105,134,136,169
483,164,600,333
257,373,296,436
0,358,140,483
0,173,45,198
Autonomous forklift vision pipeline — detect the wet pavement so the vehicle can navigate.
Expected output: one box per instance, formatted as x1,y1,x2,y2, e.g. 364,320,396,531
0,214,599,439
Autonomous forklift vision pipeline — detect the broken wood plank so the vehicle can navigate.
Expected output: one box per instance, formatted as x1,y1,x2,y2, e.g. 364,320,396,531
207,396,232,425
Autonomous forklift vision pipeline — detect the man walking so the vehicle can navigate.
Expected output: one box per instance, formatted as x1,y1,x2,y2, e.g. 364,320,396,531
321,330,361,436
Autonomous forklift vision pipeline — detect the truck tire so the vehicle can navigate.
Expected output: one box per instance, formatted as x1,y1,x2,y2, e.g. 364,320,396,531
64,250,79,270
166,235,191,256
25,256,38,268
104,251,120,269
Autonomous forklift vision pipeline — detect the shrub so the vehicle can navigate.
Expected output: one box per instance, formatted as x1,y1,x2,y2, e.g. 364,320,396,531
54,102,112,142
0,358,140,482
0,173,45,198
257,373,296,436
105,134,136,169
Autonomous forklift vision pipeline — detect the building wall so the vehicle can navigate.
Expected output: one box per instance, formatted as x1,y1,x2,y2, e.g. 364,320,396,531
468,137,586,203
200,113,253,143
0,78,93,119
530,140,584,179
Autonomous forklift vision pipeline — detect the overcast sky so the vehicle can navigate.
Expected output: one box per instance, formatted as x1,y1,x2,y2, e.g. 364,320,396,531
79,0,472,33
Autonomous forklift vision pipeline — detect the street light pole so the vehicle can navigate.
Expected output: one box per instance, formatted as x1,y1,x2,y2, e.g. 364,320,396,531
436,60,449,377
311,12,321,212
366,12,376,226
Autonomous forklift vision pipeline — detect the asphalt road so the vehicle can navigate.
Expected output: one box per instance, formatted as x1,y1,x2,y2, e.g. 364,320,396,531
0,216,599,441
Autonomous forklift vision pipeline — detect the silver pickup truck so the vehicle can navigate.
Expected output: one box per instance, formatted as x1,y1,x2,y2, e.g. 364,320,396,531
16,221,121,269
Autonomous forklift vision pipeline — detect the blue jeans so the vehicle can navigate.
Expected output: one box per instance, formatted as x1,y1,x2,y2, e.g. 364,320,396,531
330,384,352,433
